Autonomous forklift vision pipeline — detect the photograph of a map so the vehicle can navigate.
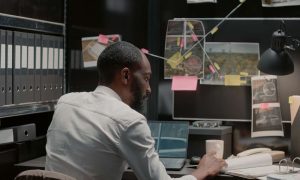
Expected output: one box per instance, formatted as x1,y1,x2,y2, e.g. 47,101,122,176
164,19,205,79
201,42,260,86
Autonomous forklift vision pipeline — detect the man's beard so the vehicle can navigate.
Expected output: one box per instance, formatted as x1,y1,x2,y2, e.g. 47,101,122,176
130,77,147,112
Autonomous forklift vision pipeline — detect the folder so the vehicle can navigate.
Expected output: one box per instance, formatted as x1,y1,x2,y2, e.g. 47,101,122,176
20,32,29,103
0,29,6,106
41,34,48,101
34,33,42,102
58,36,64,98
27,33,35,103
5,30,13,105
13,31,23,104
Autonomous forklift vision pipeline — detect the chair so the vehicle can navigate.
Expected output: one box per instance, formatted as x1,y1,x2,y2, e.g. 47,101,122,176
14,169,76,180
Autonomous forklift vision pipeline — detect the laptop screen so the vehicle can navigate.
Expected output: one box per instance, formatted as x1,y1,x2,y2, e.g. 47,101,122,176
148,121,189,158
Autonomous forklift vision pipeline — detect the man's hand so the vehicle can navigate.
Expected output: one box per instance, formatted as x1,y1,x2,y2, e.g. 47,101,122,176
191,152,227,180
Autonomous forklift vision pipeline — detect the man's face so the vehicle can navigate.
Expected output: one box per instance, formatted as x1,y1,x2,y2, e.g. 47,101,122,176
130,54,151,112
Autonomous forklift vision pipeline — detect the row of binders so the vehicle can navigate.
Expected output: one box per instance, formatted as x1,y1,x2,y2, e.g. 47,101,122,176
0,29,64,106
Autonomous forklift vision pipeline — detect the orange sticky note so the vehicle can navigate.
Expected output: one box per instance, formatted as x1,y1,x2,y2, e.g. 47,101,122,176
141,48,149,54
171,76,198,91
98,34,109,44
260,103,269,109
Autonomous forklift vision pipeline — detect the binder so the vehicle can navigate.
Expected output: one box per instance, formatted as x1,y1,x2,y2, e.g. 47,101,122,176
13,31,22,104
58,36,64,98
34,33,42,102
41,34,48,101
27,33,35,103
0,29,6,106
5,30,13,105
53,36,59,100
20,32,29,103
47,35,55,101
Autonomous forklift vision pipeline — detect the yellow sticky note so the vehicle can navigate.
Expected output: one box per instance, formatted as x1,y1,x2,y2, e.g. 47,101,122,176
240,80,247,84
224,75,241,86
187,22,194,30
211,27,218,34
240,72,248,76
176,37,181,46
289,96,293,104
167,52,184,69
184,52,193,59
213,62,220,70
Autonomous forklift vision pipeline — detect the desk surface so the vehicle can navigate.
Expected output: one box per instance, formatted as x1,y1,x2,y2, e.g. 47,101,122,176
15,156,235,180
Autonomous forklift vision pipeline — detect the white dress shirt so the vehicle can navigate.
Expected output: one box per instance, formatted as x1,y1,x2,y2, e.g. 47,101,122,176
45,86,196,180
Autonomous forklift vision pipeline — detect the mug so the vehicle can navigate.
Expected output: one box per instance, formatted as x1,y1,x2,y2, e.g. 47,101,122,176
206,139,224,159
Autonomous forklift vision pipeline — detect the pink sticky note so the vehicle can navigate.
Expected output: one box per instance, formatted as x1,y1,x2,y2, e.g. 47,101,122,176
260,103,269,109
180,38,184,48
111,35,119,41
98,34,109,44
171,76,198,91
191,33,198,42
141,48,149,54
209,65,216,73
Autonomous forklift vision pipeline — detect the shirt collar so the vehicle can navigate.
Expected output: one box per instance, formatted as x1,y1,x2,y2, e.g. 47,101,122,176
94,85,122,101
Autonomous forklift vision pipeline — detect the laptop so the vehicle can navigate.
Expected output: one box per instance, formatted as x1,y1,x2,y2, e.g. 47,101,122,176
148,121,189,170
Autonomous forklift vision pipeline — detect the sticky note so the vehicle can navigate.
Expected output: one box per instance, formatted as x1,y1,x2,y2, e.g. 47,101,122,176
240,80,247,84
177,37,181,46
111,35,119,41
210,27,219,35
98,34,109,44
260,103,269,109
209,65,216,73
240,72,249,76
141,48,149,54
167,52,184,69
184,52,192,59
213,62,220,70
191,33,198,42
171,76,198,91
180,38,184,48
187,22,194,30
224,75,241,86
289,96,293,104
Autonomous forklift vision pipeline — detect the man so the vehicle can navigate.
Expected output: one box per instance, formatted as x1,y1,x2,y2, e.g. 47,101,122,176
45,41,226,180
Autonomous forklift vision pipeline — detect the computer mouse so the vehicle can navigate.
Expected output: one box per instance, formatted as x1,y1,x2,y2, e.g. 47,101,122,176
190,156,201,165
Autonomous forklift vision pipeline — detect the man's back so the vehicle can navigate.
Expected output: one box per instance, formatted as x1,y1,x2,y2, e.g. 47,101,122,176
45,86,145,180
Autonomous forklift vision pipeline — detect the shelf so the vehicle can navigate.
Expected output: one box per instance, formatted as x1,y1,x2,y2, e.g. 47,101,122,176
0,13,64,35
0,101,57,118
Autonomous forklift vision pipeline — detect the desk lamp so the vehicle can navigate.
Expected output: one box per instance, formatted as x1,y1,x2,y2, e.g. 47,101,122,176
257,23,300,75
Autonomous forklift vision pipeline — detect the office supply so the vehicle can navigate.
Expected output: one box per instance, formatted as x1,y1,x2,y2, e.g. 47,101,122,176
0,128,14,144
0,29,5,105
41,34,48,101
47,35,55,101
34,33,42,102
148,121,189,170
13,31,23,104
0,123,36,144
5,30,13,105
53,36,59,100
58,36,64,98
171,76,198,91
27,33,35,103
20,32,29,103
237,148,271,157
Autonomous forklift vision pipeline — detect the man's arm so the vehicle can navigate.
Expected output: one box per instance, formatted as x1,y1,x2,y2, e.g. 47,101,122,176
118,119,226,180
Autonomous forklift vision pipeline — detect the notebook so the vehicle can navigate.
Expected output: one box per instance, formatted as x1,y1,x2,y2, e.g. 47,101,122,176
148,121,189,170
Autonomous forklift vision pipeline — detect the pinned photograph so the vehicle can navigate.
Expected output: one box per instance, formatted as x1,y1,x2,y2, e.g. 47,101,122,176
262,0,300,7
251,75,278,104
252,103,283,137
81,34,121,68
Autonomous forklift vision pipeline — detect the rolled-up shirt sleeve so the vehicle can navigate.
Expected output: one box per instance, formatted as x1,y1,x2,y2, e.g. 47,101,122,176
118,119,197,180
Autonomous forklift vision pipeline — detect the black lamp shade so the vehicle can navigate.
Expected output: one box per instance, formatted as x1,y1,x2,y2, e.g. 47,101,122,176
258,48,294,75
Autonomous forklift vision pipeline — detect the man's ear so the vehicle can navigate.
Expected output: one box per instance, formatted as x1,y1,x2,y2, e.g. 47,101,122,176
121,67,130,84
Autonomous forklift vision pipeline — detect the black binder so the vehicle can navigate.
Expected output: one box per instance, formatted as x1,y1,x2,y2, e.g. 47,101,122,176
34,33,42,102
13,31,22,104
20,32,29,103
58,36,64,98
5,30,13,105
41,34,48,101
27,33,35,103
0,29,6,106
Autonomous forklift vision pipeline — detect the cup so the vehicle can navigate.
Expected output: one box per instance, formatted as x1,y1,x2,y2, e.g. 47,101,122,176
206,139,224,159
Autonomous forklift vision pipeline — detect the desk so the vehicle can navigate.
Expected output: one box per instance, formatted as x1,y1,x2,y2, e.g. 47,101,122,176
15,156,237,180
